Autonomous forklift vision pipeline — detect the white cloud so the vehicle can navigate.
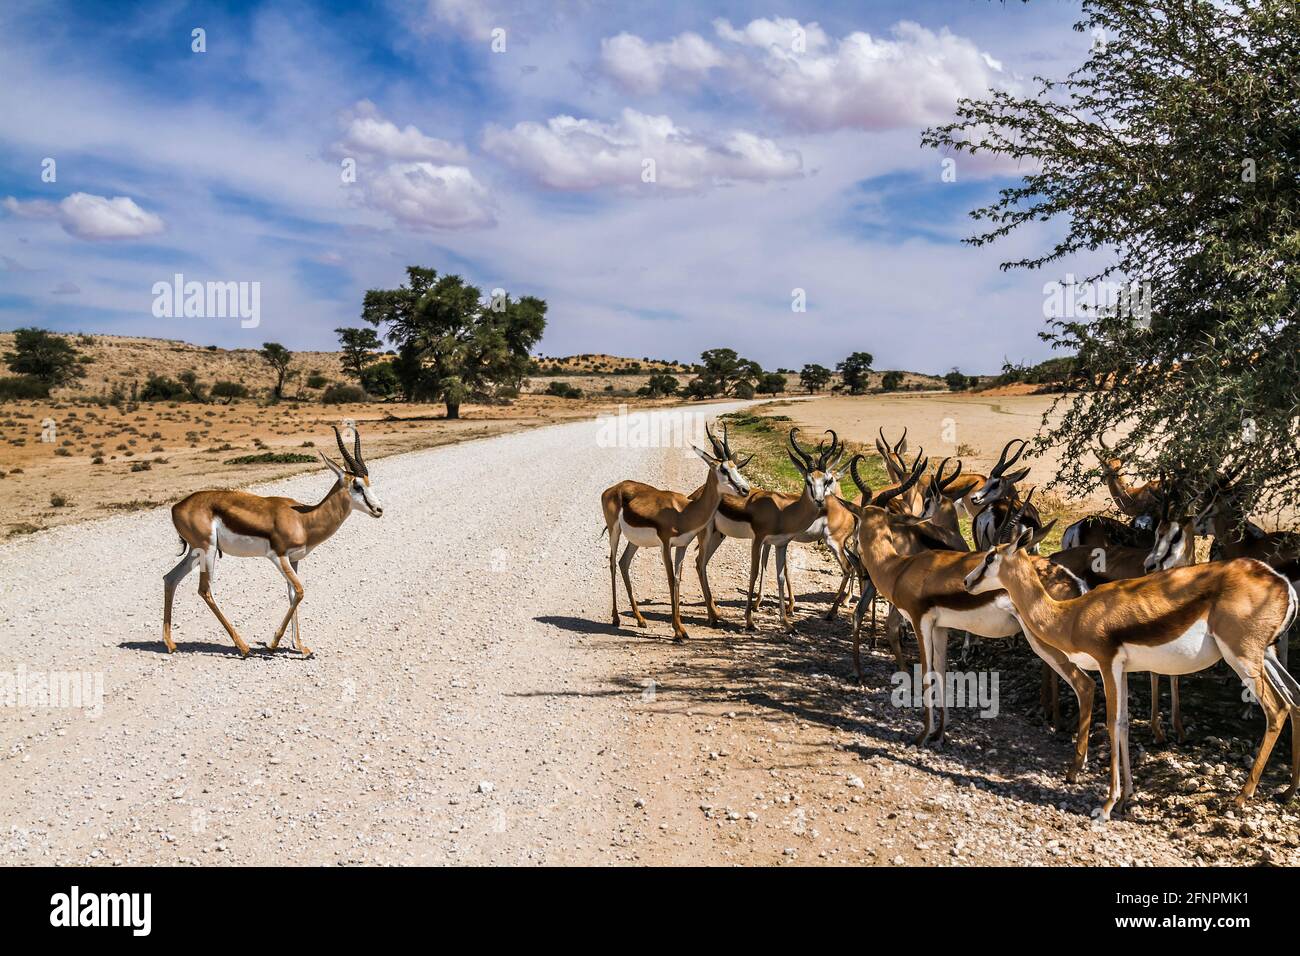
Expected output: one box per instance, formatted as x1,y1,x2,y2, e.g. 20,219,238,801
3,193,165,241
360,162,495,230
599,31,727,94
331,102,493,230
334,100,468,163
483,108,802,192
599,18,1009,132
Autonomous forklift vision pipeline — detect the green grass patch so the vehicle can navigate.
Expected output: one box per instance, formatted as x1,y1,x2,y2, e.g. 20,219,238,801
718,411,890,499
223,452,318,466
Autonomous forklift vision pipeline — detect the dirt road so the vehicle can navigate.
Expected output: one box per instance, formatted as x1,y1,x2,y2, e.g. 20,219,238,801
1,403,1295,866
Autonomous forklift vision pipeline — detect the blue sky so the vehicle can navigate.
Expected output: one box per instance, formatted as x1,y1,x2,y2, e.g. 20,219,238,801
0,0,1098,374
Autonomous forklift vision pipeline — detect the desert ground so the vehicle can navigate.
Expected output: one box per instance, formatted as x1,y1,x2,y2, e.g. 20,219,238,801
3,397,1300,866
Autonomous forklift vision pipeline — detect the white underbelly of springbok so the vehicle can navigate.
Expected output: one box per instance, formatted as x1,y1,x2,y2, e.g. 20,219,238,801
931,603,1021,639
713,513,754,540
212,519,275,559
1120,618,1222,675
618,514,697,549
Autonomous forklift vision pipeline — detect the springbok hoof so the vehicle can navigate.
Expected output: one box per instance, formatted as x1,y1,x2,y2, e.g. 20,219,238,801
672,632,689,644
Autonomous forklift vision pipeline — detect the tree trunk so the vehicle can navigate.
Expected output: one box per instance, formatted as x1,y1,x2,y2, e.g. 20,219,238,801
445,402,460,419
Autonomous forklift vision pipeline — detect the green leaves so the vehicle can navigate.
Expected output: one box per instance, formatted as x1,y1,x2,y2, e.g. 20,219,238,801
923,0,1300,514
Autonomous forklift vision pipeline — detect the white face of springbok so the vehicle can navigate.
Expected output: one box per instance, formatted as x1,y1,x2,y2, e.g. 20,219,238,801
322,427,385,518
694,445,751,496
969,439,1031,508
788,429,846,509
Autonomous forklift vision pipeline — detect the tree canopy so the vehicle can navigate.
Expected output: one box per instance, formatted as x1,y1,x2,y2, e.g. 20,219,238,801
3,327,85,387
362,266,546,418
923,0,1300,514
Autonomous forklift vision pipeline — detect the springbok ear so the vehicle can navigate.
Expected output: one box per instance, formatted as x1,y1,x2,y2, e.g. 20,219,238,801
1013,524,1036,551
319,450,346,480
1006,466,1032,485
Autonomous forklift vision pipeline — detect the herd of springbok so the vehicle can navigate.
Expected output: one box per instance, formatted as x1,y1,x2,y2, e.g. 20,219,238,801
151,416,1300,823
601,421,1300,821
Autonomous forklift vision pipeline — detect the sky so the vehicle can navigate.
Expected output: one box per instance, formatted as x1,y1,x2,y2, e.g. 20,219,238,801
0,0,1099,374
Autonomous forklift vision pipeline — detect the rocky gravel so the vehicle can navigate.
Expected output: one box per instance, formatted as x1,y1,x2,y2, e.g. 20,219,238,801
1,402,1296,866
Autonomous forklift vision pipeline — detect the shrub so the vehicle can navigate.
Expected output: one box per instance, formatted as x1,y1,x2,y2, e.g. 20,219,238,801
140,374,185,401
210,381,249,400
545,381,582,399
321,384,367,404
306,373,329,389
359,362,399,398
0,376,50,400
223,452,318,465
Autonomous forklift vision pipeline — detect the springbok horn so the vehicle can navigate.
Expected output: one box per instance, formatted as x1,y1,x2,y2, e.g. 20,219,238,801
333,425,359,475
789,428,816,470
991,438,1027,477
874,455,926,509
848,454,871,500
818,429,840,470
353,426,368,477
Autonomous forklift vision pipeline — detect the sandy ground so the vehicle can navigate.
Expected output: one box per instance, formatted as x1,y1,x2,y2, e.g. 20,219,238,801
0,394,674,537
5,401,1299,866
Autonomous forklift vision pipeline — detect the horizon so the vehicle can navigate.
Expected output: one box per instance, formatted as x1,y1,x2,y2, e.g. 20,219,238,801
0,0,1099,377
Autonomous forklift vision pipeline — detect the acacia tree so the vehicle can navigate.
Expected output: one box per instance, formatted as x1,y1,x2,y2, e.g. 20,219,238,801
3,327,85,387
259,342,292,399
335,327,382,381
799,363,832,393
923,0,1300,514
362,266,546,418
836,352,874,395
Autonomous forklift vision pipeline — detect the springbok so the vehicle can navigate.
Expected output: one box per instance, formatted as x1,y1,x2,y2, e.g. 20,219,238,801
968,439,1042,549
965,527,1299,820
694,429,846,633
1097,437,1165,521
601,423,751,641
163,426,384,657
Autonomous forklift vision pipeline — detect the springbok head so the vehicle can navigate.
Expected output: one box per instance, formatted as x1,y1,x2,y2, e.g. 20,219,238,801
1144,479,1188,572
320,426,384,518
788,428,847,509
695,421,752,496
969,438,1030,507
964,511,1058,595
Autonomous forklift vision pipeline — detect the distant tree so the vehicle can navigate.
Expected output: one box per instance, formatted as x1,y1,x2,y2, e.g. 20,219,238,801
836,352,874,394
140,374,185,401
362,266,547,418
945,368,971,392
880,370,904,392
335,327,382,381
210,380,249,403
733,380,756,400
177,370,208,403
799,363,832,393
3,327,85,388
643,372,679,398
758,372,786,396
259,342,292,399
688,348,761,398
